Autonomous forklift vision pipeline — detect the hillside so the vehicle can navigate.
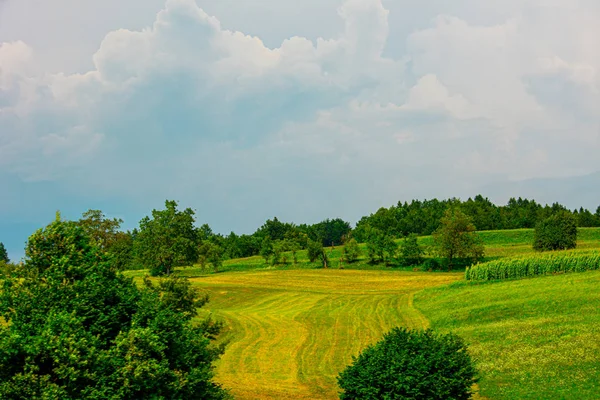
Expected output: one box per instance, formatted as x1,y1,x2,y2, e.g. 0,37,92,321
415,270,600,399
124,227,600,399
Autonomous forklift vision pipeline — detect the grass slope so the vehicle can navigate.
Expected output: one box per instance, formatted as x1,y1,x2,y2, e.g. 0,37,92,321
191,270,463,399
415,270,600,399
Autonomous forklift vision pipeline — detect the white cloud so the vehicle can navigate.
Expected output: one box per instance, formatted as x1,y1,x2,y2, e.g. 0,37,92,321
0,0,599,235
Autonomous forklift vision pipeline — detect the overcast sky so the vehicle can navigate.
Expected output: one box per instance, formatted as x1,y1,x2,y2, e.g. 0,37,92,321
1,0,599,259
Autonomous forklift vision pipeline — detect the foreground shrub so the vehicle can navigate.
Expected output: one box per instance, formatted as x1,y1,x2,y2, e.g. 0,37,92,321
466,251,600,281
337,327,477,400
533,212,577,251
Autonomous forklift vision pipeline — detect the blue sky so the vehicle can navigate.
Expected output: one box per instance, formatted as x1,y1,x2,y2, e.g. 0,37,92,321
1,0,599,260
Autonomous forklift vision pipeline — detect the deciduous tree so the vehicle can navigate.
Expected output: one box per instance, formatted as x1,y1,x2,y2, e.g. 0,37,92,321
533,211,577,251
399,233,424,266
433,208,484,268
342,238,361,263
134,200,198,276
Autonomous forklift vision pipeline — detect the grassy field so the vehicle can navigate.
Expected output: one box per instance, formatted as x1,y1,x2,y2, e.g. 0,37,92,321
190,270,463,399
126,227,600,399
415,270,600,399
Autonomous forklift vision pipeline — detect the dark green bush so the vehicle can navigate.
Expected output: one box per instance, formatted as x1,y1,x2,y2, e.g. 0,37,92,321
338,327,477,400
422,258,440,271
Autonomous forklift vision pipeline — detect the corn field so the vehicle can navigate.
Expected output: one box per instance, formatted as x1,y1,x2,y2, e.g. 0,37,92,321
465,251,600,281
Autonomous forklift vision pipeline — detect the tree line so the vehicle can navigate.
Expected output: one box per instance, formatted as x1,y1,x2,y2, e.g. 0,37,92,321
1,195,599,274
353,195,600,241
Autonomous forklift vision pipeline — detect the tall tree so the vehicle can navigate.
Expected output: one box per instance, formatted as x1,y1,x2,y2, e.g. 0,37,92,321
78,210,123,250
0,242,8,263
134,200,198,276
433,208,484,268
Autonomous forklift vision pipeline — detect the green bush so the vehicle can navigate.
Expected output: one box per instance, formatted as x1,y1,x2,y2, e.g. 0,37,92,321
533,211,577,251
338,327,477,400
422,258,440,271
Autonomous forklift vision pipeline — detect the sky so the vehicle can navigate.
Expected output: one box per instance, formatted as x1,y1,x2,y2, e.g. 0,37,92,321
0,0,599,260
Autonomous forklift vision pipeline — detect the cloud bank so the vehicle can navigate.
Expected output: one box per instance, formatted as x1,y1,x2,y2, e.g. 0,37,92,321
0,0,599,256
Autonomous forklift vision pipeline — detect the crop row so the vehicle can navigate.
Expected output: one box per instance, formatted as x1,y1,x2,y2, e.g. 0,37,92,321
465,251,600,281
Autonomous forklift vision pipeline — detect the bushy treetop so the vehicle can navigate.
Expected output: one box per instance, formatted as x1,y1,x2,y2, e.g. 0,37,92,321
338,327,477,400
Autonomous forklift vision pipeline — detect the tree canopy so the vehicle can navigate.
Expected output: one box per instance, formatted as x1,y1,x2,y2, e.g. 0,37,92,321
134,200,198,276
533,211,578,251
0,215,227,399
433,208,484,268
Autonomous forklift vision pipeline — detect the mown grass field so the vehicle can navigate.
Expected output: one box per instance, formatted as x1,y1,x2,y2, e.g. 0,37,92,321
128,227,600,399
415,270,600,399
191,270,463,399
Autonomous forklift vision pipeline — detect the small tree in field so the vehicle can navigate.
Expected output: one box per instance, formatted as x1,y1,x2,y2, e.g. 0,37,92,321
365,227,397,264
433,209,484,269
260,236,274,265
343,238,361,263
400,233,424,266
533,211,577,251
338,327,477,400
307,239,328,268
134,200,198,276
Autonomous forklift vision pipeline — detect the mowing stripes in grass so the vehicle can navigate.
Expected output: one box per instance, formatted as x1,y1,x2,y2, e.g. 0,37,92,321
466,251,600,281
190,270,462,399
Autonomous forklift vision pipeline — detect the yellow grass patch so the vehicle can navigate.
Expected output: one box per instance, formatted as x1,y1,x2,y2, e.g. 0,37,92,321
192,270,462,399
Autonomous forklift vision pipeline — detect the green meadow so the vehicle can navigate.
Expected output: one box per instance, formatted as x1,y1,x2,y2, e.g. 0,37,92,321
127,227,600,399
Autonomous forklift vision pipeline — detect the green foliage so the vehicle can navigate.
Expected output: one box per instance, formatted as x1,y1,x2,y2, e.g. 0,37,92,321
78,209,123,249
466,251,600,281
259,236,274,265
399,233,424,266
198,241,224,273
422,258,441,271
433,209,484,268
343,238,361,263
303,218,352,246
365,227,397,264
337,327,477,400
0,217,227,399
533,211,578,251
306,239,322,263
134,200,198,276
306,239,329,267
0,242,8,263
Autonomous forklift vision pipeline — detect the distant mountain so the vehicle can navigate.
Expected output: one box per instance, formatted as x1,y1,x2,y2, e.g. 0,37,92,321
483,171,600,211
